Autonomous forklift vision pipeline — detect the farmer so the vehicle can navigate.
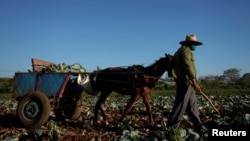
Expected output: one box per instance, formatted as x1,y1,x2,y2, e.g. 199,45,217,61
167,34,207,133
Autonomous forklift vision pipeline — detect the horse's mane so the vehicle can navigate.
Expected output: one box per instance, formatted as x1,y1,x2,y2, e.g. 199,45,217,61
147,56,166,68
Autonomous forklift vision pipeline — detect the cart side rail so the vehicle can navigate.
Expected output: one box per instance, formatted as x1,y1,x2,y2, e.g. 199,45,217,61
12,72,81,99
32,58,54,72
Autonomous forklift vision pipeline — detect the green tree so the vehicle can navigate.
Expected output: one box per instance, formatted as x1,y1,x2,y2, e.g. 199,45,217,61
222,68,241,84
199,75,226,89
236,73,250,87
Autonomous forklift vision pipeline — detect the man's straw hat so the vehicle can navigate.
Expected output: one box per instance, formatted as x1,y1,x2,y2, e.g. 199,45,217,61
180,34,203,46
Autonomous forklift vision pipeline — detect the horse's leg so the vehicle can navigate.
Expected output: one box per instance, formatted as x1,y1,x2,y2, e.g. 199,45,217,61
120,93,140,122
94,91,111,126
142,94,155,125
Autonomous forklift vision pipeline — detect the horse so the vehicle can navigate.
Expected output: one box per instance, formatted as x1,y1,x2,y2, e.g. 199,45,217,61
77,53,173,126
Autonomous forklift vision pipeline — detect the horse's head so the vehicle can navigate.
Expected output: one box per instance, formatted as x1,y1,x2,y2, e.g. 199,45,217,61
165,53,173,63
143,53,173,82
164,53,176,77
158,53,173,71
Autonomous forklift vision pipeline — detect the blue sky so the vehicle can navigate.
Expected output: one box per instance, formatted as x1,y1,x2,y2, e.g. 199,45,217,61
1,0,250,78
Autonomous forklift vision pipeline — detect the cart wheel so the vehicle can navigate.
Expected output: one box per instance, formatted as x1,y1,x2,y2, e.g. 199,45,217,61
16,91,50,129
54,98,82,120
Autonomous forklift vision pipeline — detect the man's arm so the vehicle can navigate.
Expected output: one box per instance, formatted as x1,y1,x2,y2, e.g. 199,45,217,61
191,78,201,92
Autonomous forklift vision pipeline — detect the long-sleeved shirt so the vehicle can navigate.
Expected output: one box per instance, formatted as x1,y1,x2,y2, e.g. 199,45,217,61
169,46,196,84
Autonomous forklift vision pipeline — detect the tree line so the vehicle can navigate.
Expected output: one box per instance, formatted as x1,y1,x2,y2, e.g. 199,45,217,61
155,68,250,91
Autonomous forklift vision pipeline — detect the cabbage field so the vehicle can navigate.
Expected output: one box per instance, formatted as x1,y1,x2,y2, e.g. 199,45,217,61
0,93,249,141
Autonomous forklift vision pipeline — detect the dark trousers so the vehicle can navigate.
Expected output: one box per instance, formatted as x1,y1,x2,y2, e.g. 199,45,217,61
167,83,202,128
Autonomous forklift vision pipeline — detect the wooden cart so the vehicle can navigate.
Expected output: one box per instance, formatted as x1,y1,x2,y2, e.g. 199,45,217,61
12,58,84,128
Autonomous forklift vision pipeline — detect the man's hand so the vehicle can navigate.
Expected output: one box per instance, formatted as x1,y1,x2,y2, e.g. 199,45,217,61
173,75,177,81
192,79,201,92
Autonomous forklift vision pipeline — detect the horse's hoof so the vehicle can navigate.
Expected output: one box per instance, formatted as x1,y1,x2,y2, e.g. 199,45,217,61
104,120,109,126
149,121,155,126
93,120,101,126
